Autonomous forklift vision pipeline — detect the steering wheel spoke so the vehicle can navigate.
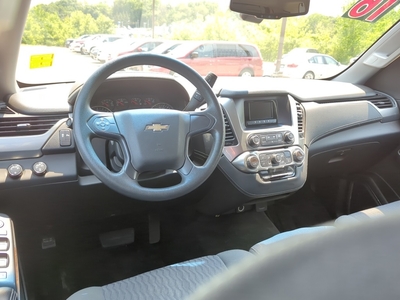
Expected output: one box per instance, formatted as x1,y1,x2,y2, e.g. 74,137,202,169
188,110,216,136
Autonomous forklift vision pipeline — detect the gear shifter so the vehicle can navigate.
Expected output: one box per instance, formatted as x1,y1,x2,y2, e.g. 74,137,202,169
184,72,217,111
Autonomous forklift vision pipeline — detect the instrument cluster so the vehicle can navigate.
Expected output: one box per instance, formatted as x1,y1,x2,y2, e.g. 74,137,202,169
92,96,174,112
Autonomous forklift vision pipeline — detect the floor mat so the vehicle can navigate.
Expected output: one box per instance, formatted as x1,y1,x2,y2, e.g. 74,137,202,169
267,184,334,232
16,207,279,300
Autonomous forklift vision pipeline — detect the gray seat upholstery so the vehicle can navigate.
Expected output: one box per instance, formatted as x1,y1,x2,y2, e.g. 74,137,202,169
251,200,400,255
67,201,400,300
334,200,400,225
67,249,254,300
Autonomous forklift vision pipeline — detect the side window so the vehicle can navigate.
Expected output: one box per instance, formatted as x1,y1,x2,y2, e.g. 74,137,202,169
216,44,237,57
194,44,214,58
238,44,257,57
140,43,151,52
324,56,339,65
314,56,325,64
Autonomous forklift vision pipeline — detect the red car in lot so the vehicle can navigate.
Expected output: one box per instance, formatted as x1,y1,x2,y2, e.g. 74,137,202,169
150,41,264,77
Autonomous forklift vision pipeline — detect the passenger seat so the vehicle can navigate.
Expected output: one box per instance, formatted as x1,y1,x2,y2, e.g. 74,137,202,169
67,201,400,300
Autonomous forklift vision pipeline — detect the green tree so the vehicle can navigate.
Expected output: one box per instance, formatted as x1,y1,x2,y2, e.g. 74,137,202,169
113,0,144,27
96,14,115,34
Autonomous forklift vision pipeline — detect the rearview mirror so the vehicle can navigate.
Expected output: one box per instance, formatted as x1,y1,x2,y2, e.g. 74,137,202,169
230,0,310,19
239,13,263,24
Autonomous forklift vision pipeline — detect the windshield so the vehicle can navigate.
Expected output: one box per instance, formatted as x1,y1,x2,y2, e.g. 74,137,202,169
18,0,400,83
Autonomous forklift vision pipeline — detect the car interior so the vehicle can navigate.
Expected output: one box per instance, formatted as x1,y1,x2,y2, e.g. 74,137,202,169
2,0,400,299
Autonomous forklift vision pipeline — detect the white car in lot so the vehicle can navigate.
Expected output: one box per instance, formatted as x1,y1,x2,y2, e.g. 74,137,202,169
280,53,346,79
81,34,122,55
95,38,136,62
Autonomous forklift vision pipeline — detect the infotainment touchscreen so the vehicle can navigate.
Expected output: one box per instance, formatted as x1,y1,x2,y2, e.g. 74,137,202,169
244,100,277,126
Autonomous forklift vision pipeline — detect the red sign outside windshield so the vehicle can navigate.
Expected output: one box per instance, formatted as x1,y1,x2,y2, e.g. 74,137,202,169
343,0,400,22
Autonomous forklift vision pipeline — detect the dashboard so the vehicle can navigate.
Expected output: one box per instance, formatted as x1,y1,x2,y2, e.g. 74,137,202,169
1,73,400,215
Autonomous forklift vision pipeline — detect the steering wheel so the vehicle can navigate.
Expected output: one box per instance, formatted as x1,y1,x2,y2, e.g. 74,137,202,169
73,53,225,201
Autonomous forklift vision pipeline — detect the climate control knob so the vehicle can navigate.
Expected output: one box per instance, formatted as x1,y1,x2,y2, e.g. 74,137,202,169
284,132,295,144
293,149,305,163
248,135,261,147
271,153,283,165
246,154,259,169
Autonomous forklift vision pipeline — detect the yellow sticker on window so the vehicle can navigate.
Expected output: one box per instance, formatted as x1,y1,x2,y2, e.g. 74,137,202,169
29,54,54,69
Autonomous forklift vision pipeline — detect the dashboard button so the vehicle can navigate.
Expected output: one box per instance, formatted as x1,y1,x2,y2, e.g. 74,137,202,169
0,255,9,268
59,129,72,146
271,153,283,165
246,155,259,169
248,135,261,147
284,132,295,143
7,164,23,179
32,162,47,176
0,239,9,251
293,149,305,163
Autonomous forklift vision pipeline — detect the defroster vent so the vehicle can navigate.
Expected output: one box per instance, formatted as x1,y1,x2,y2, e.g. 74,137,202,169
0,115,67,137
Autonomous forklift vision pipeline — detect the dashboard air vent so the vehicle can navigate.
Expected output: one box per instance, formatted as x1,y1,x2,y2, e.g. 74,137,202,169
0,115,67,137
296,102,304,138
223,111,238,147
0,106,15,115
366,94,393,109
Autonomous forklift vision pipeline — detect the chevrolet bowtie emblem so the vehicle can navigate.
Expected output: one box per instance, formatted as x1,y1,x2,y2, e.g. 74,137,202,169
145,124,170,132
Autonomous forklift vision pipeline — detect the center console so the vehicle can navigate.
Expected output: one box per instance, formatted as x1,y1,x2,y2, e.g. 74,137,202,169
216,92,307,200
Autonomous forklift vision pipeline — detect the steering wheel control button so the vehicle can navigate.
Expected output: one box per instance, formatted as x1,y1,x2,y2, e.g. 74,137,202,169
95,117,111,131
59,129,72,146
246,155,260,169
7,164,23,179
91,116,119,136
0,221,4,228
0,273,6,280
32,162,47,176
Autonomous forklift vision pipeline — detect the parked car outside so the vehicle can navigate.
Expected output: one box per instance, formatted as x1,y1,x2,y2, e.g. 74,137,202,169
81,34,122,55
280,53,346,79
68,35,92,52
151,41,264,77
95,38,136,63
150,40,183,55
140,41,184,71
64,34,89,48
116,39,164,57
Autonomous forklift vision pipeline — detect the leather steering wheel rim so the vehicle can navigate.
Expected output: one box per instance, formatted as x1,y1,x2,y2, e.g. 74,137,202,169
73,53,224,201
